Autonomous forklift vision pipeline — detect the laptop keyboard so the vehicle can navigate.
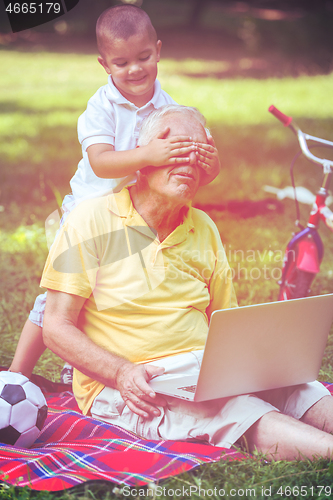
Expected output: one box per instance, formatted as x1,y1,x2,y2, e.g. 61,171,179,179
178,385,197,393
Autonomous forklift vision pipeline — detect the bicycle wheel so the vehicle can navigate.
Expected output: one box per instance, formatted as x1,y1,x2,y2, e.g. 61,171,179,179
278,265,315,300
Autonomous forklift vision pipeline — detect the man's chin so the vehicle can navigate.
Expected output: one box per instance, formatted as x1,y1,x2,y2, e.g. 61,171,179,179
172,180,199,201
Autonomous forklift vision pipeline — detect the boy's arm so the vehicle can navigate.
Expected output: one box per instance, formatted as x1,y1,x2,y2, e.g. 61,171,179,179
88,129,196,179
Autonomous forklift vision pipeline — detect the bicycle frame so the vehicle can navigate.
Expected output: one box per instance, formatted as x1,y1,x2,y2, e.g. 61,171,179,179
269,106,333,300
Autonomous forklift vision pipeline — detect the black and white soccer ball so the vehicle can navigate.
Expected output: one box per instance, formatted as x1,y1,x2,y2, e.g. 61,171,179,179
0,371,48,448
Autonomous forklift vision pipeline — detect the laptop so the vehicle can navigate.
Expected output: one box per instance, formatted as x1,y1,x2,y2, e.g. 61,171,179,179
149,294,333,402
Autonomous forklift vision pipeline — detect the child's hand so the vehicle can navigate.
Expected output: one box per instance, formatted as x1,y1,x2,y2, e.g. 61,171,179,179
143,127,196,167
193,135,221,185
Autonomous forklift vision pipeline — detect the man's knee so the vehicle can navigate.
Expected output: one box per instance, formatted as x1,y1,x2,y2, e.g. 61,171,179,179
301,395,333,433
240,410,280,451
240,409,333,461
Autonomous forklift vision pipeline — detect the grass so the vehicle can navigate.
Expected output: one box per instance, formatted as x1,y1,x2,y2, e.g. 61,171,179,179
1,48,333,499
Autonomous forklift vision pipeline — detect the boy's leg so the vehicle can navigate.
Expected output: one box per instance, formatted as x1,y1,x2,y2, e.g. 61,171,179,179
9,319,46,378
242,409,333,460
8,198,76,380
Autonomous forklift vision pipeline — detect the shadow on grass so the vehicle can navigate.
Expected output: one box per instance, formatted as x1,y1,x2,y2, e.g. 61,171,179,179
0,123,79,206
2,118,333,211
0,101,80,114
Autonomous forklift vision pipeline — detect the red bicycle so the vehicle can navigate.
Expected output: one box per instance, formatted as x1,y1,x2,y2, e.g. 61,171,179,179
269,106,333,300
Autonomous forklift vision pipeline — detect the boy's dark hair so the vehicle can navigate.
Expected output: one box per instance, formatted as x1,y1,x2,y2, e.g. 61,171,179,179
96,5,157,57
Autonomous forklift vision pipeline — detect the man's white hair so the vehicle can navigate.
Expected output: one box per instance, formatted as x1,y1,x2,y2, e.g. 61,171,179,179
138,104,207,146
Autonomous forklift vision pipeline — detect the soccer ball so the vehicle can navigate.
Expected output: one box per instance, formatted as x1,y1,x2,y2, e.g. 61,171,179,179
0,371,48,448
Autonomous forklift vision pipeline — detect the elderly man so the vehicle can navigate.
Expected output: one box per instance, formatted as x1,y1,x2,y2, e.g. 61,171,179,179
42,104,333,461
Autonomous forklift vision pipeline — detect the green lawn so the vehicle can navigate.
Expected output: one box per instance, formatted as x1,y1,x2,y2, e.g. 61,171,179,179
1,48,333,499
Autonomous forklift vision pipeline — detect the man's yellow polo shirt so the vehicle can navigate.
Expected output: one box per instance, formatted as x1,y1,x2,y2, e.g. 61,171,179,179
41,188,237,414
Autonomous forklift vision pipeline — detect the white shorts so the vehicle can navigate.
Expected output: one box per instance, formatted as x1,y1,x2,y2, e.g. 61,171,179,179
29,292,47,327
90,351,330,448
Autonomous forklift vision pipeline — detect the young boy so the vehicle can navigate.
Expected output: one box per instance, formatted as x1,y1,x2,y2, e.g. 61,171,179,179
9,5,220,381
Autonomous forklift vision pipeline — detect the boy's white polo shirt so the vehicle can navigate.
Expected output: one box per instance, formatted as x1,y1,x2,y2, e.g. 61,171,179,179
70,77,176,203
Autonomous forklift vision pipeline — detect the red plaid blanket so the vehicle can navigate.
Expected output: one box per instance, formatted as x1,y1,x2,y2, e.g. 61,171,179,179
0,374,246,491
1,376,332,492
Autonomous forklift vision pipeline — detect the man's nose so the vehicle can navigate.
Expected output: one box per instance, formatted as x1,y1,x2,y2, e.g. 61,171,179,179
189,151,197,165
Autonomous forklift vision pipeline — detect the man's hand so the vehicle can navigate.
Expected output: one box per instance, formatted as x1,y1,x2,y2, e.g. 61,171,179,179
115,361,166,418
142,127,196,167
193,135,221,185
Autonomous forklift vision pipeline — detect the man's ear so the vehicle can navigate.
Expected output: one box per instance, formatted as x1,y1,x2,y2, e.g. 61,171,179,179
98,56,111,74
136,146,150,176
136,169,150,189
156,40,162,63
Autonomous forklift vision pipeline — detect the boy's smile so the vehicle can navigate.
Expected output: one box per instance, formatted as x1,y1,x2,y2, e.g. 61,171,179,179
98,33,162,108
